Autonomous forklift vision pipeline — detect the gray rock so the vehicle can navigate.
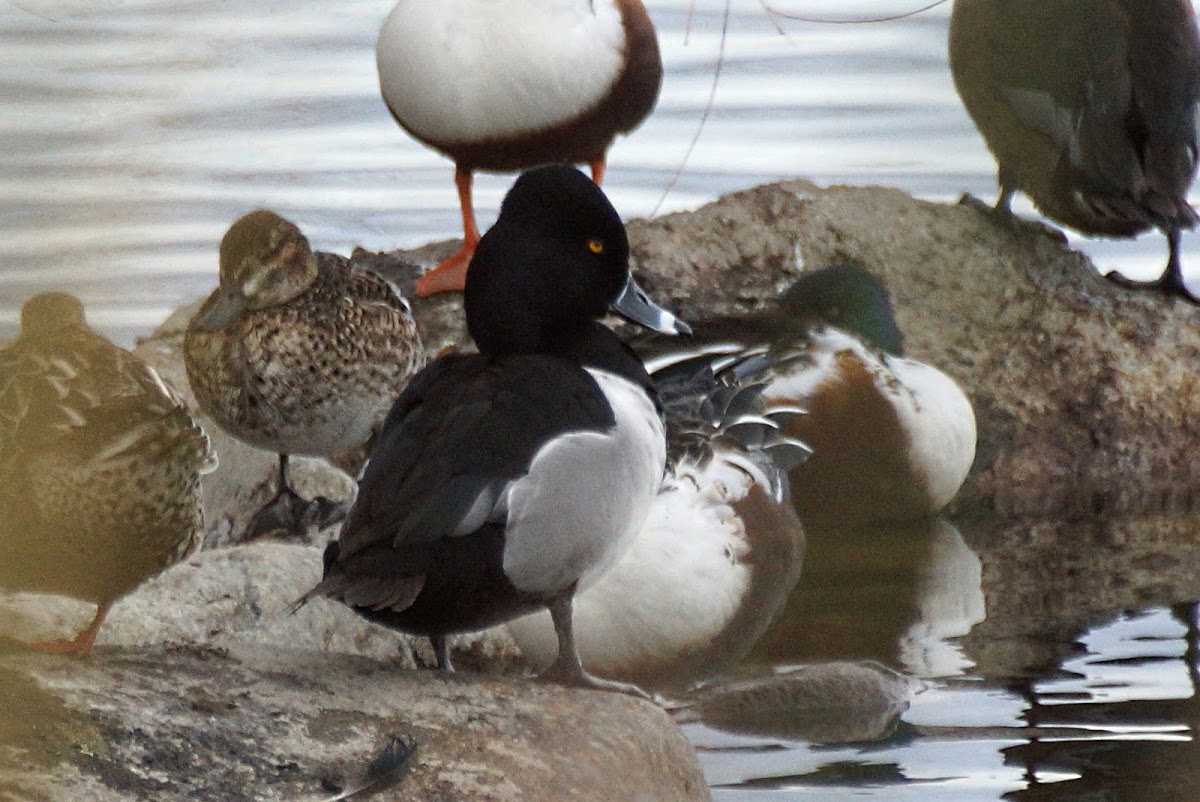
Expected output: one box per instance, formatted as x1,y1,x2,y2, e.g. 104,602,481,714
673,660,924,744
0,541,522,674
0,644,709,801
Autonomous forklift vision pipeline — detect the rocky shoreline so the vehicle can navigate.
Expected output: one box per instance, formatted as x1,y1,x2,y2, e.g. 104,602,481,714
4,180,1199,800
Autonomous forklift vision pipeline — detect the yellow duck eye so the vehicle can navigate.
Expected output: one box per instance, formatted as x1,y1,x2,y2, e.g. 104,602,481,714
587,238,604,254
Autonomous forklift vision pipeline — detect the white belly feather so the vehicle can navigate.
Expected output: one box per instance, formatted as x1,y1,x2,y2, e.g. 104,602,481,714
506,449,759,675
377,0,627,145
501,368,666,596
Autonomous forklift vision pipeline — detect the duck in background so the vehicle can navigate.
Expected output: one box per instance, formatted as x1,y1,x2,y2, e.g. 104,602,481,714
949,0,1200,303
184,210,423,540
506,348,811,692
296,166,690,695
0,293,216,655
375,0,662,297
637,264,976,529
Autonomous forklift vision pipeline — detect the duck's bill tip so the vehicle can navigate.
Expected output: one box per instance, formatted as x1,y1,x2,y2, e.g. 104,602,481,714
612,275,691,336
189,286,247,333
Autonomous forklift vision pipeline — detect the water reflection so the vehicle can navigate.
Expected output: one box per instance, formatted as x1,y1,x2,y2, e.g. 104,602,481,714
751,517,982,678
1002,605,1200,800
696,513,1200,799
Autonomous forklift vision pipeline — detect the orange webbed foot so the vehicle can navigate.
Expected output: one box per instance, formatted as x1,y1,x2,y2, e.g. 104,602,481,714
31,603,108,657
414,242,475,297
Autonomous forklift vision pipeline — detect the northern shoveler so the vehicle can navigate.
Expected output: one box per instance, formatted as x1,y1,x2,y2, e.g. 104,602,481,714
375,0,662,297
507,348,811,691
638,264,976,528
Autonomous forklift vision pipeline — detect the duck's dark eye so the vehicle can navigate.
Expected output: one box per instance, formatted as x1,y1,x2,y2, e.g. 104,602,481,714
587,238,605,255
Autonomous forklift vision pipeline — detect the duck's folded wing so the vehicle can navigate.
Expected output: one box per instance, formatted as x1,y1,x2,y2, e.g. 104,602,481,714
307,354,614,611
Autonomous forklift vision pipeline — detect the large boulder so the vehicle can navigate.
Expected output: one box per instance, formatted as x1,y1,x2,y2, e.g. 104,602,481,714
0,644,709,801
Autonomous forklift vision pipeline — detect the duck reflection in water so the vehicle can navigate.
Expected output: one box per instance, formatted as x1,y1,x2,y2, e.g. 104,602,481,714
671,518,982,745
950,0,1200,303
752,517,984,679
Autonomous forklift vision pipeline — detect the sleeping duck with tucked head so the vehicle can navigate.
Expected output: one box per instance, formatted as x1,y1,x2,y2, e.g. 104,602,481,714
637,264,976,529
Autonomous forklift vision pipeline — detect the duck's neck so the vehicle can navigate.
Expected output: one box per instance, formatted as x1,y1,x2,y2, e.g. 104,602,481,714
553,320,655,393
477,317,655,397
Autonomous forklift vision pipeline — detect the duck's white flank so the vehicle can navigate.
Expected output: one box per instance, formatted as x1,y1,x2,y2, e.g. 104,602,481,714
501,368,665,596
506,445,762,675
884,356,976,511
767,328,976,510
377,0,626,146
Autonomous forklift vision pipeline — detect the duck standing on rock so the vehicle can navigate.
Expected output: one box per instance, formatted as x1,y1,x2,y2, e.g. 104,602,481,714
375,0,663,297
506,349,811,692
638,265,976,529
0,293,217,655
297,165,690,694
184,210,423,540
949,0,1200,302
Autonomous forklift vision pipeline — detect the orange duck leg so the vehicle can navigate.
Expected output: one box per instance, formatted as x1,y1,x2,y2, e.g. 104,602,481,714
415,158,610,298
415,165,483,298
32,600,110,657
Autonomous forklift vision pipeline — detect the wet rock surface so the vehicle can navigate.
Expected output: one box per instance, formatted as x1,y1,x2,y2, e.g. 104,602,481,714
960,511,1200,679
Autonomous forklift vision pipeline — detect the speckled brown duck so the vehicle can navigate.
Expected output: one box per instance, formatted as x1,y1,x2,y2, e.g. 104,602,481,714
0,292,217,655
950,0,1200,302
183,210,424,540
375,0,662,297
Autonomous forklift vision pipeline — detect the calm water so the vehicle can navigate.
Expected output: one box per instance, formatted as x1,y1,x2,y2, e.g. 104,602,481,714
5,1,1200,798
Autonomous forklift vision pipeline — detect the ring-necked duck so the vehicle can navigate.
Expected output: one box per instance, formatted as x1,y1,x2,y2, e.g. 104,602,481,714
950,0,1200,302
506,348,811,691
0,293,217,655
638,264,976,528
376,0,662,297
297,165,689,695
184,210,424,540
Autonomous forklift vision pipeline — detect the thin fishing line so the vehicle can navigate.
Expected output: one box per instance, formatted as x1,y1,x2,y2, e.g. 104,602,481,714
651,0,731,218
760,0,950,25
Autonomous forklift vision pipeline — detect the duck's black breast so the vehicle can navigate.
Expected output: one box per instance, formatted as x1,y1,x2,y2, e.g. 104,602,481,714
315,350,620,634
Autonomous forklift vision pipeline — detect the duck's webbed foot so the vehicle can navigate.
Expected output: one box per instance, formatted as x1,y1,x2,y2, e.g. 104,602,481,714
1105,231,1200,305
245,455,351,540
538,593,650,699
